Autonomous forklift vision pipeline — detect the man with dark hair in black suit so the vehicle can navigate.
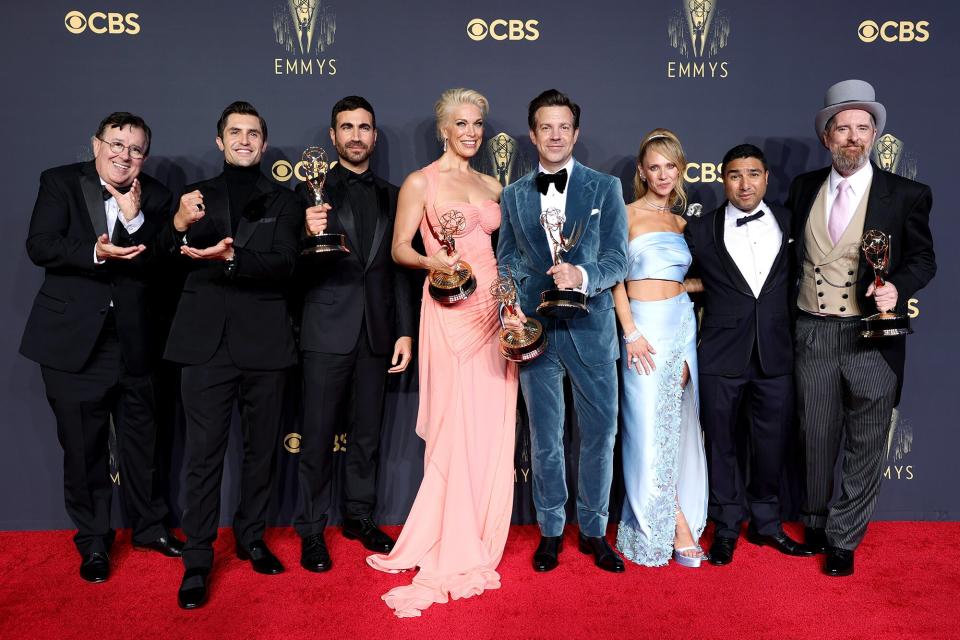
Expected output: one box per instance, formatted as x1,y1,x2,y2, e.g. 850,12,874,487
163,101,302,608
294,95,414,572
21,112,183,583
685,144,812,566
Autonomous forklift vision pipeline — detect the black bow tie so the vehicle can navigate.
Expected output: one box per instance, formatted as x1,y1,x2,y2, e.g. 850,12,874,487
346,170,374,185
736,210,765,226
535,168,568,196
102,185,131,201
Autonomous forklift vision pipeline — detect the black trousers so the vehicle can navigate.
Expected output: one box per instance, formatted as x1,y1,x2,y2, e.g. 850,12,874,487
795,314,897,550
700,347,793,539
41,312,168,556
179,338,287,570
295,324,389,537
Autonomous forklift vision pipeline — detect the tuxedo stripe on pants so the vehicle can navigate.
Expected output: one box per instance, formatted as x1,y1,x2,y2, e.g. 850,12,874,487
794,314,897,550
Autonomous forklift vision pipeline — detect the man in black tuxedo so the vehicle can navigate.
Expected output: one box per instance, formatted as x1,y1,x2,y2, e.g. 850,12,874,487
163,102,301,608
786,80,935,577
20,112,183,583
685,145,812,566
294,96,414,572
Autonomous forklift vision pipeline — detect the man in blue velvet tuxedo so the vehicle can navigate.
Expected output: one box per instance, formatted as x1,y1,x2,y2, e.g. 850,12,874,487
497,89,628,573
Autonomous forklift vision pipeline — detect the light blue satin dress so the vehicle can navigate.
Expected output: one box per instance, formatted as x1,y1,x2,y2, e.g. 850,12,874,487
616,232,707,566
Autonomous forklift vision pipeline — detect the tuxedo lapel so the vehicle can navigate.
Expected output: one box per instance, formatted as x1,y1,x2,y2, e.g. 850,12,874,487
861,164,894,276
198,177,232,242
234,175,280,248
562,161,598,263
365,181,389,270
517,173,551,265
79,162,107,238
711,204,753,296
327,178,360,256
759,205,790,296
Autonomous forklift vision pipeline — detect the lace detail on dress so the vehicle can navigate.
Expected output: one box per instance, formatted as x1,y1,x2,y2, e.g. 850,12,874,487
616,310,691,566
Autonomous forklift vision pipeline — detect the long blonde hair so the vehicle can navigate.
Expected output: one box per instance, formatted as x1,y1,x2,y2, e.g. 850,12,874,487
434,88,489,142
633,128,688,212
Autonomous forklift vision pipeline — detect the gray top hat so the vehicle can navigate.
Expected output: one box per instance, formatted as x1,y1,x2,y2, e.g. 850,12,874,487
814,79,886,137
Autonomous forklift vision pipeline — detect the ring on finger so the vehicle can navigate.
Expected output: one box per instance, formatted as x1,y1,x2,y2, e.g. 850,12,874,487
631,356,639,364
196,202,204,212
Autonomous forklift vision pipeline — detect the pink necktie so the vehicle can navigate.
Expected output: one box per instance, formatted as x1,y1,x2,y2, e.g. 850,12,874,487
828,179,852,246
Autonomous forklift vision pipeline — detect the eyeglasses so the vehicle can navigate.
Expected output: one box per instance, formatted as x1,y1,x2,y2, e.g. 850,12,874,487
96,137,146,160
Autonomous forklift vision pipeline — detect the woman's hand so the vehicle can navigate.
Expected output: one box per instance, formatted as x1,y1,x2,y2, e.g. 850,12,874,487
626,335,657,375
424,247,460,275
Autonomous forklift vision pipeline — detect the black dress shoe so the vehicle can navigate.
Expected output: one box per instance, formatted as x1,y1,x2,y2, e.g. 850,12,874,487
134,531,185,557
708,536,737,566
177,568,210,610
236,540,285,575
746,528,815,557
79,552,110,583
805,527,829,554
824,546,854,577
577,534,625,573
533,535,563,572
301,533,332,573
342,517,395,553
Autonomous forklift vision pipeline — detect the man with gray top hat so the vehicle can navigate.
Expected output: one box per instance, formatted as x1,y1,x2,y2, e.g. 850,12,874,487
786,79,935,576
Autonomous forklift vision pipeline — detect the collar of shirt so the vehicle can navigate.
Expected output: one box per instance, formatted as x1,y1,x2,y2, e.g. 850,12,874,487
724,200,772,229
829,161,873,199
537,157,575,197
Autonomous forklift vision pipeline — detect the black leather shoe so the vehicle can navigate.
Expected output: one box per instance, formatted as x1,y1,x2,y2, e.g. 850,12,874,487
300,533,332,572
708,536,737,566
236,540,285,575
343,517,395,553
533,535,563,572
805,527,829,554
134,531,185,557
577,534,625,573
746,528,815,557
824,546,854,577
79,552,110,583
177,567,210,609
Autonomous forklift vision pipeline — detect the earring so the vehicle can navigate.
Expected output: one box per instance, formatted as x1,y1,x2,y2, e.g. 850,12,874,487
443,138,448,152
639,175,646,182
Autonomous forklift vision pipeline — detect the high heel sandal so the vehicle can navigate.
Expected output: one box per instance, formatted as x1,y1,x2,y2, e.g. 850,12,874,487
673,545,705,568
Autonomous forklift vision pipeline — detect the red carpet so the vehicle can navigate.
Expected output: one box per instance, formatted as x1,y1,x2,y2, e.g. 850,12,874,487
1,523,956,639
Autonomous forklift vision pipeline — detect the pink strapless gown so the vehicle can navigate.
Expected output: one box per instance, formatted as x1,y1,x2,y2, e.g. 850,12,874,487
366,161,518,617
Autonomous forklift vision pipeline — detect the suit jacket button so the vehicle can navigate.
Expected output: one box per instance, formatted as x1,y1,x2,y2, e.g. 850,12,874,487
848,270,854,276
816,279,822,285
839,306,846,312
594,288,600,293
820,304,826,309
842,294,849,299
818,292,824,297
99,309,107,315
845,281,852,287
815,267,821,273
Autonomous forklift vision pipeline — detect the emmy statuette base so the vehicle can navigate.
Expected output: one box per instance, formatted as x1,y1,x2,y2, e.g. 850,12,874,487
537,289,589,320
428,261,477,305
860,312,913,339
301,233,351,259
499,319,547,362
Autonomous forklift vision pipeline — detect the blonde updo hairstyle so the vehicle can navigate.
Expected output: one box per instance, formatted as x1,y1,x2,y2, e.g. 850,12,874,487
434,88,490,142
633,128,688,212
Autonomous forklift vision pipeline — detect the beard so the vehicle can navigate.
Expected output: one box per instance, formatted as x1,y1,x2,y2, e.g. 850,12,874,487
831,142,870,175
335,141,372,165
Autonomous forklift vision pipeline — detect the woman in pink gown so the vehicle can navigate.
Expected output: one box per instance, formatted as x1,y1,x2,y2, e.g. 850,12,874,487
367,88,518,617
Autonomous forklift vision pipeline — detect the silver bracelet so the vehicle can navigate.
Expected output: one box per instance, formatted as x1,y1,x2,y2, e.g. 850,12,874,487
623,328,643,344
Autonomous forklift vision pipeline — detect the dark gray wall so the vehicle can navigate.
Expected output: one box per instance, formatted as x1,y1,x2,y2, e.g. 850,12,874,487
2,0,956,529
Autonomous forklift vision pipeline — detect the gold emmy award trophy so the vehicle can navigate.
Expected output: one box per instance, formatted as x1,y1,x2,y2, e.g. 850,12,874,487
536,207,588,319
860,229,912,338
300,146,350,258
426,208,477,304
489,269,547,362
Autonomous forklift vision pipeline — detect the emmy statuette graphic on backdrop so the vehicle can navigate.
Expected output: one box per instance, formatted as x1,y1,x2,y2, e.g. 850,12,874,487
300,146,350,258
490,268,546,362
860,229,912,338
426,208,476,304
536,207,588,319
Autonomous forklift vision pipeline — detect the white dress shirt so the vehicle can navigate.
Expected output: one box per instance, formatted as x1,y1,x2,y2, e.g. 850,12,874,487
825,161,872,227
537,157,588,293
723,200,782,298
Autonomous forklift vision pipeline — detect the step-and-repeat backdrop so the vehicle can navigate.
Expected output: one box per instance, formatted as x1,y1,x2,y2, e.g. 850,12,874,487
2,1,956,529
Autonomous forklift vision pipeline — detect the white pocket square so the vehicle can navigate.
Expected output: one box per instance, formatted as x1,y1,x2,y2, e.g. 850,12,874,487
590,208,601,216
788,238,795,244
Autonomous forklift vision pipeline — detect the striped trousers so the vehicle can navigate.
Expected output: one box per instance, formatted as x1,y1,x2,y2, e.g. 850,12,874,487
794,313,897,550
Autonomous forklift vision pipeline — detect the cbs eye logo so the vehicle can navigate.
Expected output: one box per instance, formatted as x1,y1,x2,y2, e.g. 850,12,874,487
466,18,539,41
858,20,929,43
64,10,141,35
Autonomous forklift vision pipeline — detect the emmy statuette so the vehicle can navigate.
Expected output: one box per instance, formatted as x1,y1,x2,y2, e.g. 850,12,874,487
300,146,350,258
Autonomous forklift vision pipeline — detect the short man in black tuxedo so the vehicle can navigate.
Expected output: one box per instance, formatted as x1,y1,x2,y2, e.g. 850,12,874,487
20,112,183,583
294,96,414,572
786,80,935,576
685,145,812,565
163,102,301,608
